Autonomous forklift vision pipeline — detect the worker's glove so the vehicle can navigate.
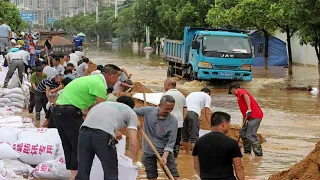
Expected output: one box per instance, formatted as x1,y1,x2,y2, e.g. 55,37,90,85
132,161,143,170
246,110,252,117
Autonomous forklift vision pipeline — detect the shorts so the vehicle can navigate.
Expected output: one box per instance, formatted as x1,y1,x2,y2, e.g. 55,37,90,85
182,111,199,143
142,152,179,179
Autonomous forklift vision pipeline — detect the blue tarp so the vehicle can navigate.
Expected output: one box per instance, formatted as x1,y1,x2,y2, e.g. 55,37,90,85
250,31,288,66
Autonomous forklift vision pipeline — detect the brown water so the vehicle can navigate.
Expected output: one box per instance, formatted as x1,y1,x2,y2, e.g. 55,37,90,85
89,43,320,179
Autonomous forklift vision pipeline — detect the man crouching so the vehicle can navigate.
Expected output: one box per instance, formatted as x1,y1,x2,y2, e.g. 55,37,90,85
134,95,180,180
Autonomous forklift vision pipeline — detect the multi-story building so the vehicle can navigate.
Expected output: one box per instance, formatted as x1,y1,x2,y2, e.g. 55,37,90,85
11,0,127,26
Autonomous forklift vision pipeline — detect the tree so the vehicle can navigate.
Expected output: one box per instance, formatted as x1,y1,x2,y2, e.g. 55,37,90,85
0,1,26,30
228,0,276,70
292,0,320,75
269,0,299,75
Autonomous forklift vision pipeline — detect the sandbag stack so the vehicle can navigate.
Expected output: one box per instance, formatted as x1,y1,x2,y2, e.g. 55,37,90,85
0,88,25,110
0,127,138,180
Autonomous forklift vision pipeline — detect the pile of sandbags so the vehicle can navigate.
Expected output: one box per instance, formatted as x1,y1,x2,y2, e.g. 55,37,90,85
0,126,138,180
0,88,25,110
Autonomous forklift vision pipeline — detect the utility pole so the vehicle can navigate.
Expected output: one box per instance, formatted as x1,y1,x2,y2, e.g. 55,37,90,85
115,0,118,18
95,0,99,47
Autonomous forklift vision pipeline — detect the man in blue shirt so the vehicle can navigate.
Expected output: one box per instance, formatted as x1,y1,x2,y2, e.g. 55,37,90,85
73,36,86,50
0,19,12,55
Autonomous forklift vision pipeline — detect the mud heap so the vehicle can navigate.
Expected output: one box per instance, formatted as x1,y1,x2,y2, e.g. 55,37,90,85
269,141,320,180
119,82,265,148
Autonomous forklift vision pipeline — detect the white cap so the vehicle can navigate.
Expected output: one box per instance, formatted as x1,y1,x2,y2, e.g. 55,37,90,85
10,39,16,44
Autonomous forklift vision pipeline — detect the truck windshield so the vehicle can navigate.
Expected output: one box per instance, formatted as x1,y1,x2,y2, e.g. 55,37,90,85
202,36,252,58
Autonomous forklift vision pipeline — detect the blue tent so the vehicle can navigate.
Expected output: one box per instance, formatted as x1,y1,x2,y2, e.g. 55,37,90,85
250,31,288,66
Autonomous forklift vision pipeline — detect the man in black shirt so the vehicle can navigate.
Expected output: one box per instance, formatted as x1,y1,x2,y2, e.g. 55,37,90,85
192,112,245,180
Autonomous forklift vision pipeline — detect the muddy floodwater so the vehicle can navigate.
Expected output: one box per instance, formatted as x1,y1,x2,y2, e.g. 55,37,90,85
36,43,320,180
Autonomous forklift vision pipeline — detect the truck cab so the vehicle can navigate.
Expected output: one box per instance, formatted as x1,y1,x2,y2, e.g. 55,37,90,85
164,27,253,81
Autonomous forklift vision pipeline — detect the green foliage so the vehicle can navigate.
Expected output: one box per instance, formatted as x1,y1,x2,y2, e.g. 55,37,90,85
0,1,25,30
291,0,320,62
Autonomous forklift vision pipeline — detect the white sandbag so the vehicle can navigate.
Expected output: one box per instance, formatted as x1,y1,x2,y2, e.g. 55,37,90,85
21,117,32,123
0,127,22,144
0,109,15,116
116,135,126,155
7,102,24,108
90,154,138,180
18,128,62,145
31,163,57,179
0,98,11,103
6,107,23,113
48,157,71,180
0,103,5,107
3,88,23,95
0,159,34,176
13,139,57,165
3,94,24,100
0,143,20,160
199,129,210,138
0,116,23,128
9,98,23,103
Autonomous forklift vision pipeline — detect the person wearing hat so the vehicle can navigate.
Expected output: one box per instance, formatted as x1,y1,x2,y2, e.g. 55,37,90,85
29,67,47,113
229,84,263,156
0,19,12,55
53,64,121,179
183,87,212,154
73,33,86,50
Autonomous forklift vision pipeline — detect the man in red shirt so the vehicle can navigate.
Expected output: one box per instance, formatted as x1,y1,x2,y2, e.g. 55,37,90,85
229,84,263,156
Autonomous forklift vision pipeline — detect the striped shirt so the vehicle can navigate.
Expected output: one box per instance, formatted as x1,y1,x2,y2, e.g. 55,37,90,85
36,78,60,93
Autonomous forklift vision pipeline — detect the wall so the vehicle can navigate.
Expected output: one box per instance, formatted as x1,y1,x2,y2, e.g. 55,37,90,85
273,30,318,66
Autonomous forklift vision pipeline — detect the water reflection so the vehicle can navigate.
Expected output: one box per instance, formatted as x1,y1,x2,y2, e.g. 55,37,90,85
86,43,319,179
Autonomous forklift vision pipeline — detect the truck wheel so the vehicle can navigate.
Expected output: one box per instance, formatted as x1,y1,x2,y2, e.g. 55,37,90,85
167,66,174,78
187,66,197,81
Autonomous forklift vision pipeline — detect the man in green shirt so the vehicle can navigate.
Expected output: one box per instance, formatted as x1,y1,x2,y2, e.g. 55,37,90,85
28,67,47,113
53,64,121,179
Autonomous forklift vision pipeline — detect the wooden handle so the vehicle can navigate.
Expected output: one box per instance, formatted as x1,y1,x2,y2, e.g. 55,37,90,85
143,87,147,106
141,130,175,180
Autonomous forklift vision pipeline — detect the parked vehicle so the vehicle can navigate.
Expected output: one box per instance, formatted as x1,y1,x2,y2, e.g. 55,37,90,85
163,26,254,81
37,31,74,57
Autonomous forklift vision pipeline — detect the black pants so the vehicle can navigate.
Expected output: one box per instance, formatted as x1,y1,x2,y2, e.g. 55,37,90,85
45,107,56,128
173,128,182,158
28,91,35,111
53,105,83,170
34,91,48,120
75,127,118,180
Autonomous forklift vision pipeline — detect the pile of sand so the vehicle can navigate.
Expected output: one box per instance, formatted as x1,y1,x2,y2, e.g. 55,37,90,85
269,141,320,180
119,82,265,148
39,36,73,45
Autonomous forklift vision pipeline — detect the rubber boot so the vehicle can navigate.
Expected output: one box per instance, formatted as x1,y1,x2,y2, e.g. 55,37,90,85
36,112,40,121
242,138,252,154
252,141,263,156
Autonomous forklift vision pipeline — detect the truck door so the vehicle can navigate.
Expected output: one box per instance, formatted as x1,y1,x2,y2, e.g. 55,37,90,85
190,35,203,69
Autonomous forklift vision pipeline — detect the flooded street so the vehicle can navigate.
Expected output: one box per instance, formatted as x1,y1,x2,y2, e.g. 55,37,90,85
88,43,320,180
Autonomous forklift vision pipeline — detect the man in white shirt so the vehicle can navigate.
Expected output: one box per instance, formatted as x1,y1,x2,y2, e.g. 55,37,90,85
53,57,65,75
162,79,187,158
75,47,84,59
42,60,58,79
183,88,212,154
76,57,89,77
3,49,24,88
69,49,80,68
19,46,30,75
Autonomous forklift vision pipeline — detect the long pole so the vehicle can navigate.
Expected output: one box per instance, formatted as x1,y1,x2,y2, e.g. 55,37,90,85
96,0,99,47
